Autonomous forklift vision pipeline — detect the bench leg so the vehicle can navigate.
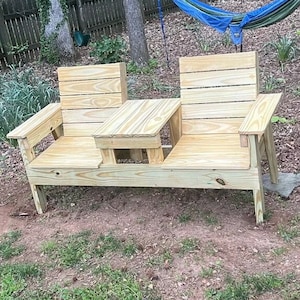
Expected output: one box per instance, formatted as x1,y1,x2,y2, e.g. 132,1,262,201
253,187,265,224
264,123,279,184
30,184,47,214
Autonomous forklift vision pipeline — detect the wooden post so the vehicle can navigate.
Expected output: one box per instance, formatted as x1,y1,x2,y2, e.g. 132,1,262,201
0,4,13,66
75,0,87,32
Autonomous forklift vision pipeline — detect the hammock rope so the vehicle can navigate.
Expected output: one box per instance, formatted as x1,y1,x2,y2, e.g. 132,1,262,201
171,0,300,45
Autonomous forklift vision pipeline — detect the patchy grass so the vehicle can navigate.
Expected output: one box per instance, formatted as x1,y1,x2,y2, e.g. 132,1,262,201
0,230,25,260
206,273,293,300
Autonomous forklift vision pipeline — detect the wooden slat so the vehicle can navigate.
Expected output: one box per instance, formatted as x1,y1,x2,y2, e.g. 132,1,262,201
162,134,250,170
63,123,103,136
58,78,122,96
182,118,244,135
182,102,253,119
26,164,260,190
29,137,102,169
181,85,257,104
57,62,124,81
180,68,257,89
60,94,124,109
62,108,118,123
94,135,161,149
239,93,282,135
180,51,257,72
7,103,63,148
94,99,181,137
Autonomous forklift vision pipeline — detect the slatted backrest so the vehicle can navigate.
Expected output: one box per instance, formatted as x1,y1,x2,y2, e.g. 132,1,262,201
179,51,259,135
57,62,127,136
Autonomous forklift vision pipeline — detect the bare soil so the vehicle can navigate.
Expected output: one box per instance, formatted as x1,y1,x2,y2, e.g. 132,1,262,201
1,1,300,299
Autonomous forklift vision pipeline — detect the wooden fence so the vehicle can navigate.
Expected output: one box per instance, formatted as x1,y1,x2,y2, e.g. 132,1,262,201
0,0,176,67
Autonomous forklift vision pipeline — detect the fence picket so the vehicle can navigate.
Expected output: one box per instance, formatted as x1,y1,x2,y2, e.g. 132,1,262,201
0,0,176,67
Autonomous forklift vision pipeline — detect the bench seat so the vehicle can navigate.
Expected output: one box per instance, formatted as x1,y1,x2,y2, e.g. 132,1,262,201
162,134,250,170
30,137,102,169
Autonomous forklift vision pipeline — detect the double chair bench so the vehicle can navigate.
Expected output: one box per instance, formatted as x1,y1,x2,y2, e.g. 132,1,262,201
7,51,282,223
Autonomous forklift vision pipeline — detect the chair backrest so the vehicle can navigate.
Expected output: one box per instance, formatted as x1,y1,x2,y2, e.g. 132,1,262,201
179,51,259,135
57,62,127,136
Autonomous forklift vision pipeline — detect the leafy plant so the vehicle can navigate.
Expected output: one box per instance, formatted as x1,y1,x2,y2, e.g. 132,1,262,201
90,36,127,64
263,74,285,92
271,116,295,124
0,67,58,146
267,36,297,70
127,58,158,74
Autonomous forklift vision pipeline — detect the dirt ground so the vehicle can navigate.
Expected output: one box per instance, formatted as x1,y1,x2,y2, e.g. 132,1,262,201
1,0,300,299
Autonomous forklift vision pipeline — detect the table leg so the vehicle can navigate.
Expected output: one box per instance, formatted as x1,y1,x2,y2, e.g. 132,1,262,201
100,149,116,164
169,107,182,147
130,149,144,161
147,147,164,164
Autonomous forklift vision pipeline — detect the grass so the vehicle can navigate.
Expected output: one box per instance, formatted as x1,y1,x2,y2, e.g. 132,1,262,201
0,230,160,299
147,250,173,267
206,273,291,300
0,230,25,260
278,215,300,242
180,238,199,254
178,213,192,223
0,263,42,299
0,67,58,146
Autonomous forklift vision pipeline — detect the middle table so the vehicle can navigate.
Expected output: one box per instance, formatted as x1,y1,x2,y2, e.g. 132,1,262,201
93,98,181,164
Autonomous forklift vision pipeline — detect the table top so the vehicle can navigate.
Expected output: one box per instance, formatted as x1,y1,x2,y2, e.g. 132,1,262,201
93,98,181,138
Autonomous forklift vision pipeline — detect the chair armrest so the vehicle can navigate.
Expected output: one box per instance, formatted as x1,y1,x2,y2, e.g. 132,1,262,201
239,93,282,135
7,103,62,147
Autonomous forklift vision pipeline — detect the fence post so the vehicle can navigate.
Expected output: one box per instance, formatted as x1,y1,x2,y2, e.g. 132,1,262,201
0,4,13,65
75,0,86,32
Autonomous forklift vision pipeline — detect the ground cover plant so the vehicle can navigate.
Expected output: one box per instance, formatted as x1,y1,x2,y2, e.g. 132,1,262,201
0,0,300,298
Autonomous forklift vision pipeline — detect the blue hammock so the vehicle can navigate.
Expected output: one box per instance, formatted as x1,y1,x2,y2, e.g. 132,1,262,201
172,0,300,44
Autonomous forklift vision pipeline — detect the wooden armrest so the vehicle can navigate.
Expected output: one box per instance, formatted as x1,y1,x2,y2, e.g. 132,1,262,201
7,103,62,147
239,93,282,135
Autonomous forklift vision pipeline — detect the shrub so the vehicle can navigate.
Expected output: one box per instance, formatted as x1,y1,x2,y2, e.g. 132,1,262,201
90,36,127,64
267,35,297,70
0,66,58,146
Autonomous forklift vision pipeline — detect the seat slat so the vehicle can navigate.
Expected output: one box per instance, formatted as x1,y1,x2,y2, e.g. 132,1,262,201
162,134,250,170
30,137,102,169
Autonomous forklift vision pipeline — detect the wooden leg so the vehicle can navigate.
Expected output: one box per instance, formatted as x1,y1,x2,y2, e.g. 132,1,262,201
146,148,164,164
168,107,182,147
100,149,116,164
129,149,144,161
253,186,265,224
264,123,279,184
30,184,47,214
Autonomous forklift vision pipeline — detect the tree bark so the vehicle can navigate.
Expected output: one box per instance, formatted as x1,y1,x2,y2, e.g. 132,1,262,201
123,0,149,66
44,0,75,62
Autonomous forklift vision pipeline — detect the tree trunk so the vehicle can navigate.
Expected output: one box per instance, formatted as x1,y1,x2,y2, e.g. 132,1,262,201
123,0,149,66
44,0,75,62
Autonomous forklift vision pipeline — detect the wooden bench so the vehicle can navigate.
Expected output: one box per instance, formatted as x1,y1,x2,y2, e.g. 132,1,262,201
7,62,127,213
162,51,282,223
7,52,282,223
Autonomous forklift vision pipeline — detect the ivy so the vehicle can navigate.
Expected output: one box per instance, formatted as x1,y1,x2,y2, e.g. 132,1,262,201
36,0,69,64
